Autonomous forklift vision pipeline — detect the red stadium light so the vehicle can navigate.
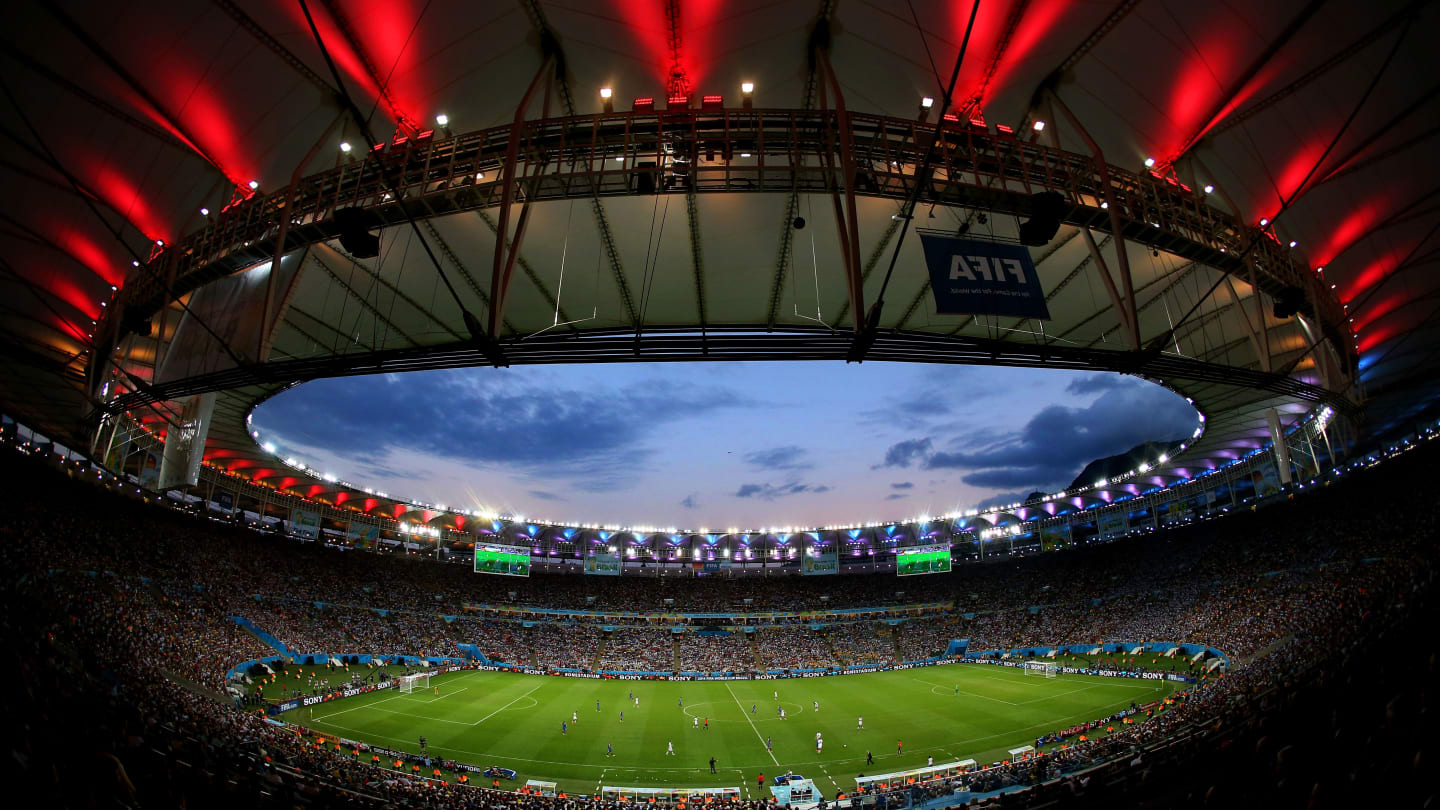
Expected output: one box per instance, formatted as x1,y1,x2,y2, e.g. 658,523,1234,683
633,97,654,112
942,112,959,123
667,94,690,110
701,94,723,110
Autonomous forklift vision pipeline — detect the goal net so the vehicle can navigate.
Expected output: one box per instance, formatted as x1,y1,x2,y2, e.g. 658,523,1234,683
399,673,431,693
1023,663,1058,678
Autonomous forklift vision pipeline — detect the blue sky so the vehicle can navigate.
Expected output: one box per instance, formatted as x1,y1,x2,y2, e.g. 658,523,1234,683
250,363,1198,528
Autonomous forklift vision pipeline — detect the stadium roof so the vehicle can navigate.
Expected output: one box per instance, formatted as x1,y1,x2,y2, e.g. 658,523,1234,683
2,0,1437,528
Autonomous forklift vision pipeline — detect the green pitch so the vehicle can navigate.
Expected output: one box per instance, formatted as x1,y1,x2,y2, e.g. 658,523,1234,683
286,665,1186,797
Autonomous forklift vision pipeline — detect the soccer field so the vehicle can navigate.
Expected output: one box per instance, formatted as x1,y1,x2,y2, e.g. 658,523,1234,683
286,665,1185,797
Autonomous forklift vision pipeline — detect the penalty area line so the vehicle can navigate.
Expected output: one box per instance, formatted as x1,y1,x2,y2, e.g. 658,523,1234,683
472,682,544,726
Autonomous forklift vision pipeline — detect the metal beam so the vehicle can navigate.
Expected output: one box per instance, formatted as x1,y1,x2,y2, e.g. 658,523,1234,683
488,55,555,336
101,323,1354,415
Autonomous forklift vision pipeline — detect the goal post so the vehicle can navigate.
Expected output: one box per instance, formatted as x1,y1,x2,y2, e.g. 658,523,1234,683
1023,663,1059,678
399,673,431,694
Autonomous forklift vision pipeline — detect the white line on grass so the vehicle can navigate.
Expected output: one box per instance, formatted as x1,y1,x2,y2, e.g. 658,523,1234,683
1017,684,1102,705
307,693,1171,774
724,682,779,766
917,679,1019,705
311,692,409,722
472,682,544,726
415,687,469,703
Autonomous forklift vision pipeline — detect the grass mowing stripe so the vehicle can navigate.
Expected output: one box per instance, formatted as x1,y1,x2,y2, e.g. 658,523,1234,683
473,682,545,726
724,682,779,766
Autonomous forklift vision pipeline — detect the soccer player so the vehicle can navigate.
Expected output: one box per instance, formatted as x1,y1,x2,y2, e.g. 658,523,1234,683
781,708,787,720
703,717,709,730
619,711,624,723
597,699,601,712
607,742,614,757
419,736,427,752
866,750,874,765
773,690,778,701
679,697,684,708
693,716,699,730
857,716,864,730
666,741,675,756
813,700,819,712
766,736,772,752
751,703,757,714
634,696,639,708
434,685,439,696
573,710,579,724
817,737,823,754
954,685,958,695
897,740,903,755
561,722,567,735
927,756,934,767
710,756,717,774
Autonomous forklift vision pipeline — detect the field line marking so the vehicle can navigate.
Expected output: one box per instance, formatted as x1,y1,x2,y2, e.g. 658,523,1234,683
362,706,473,724
472,682,545,726
1018,684,1102,705
416,687,469,703
310,691,408,721
915,678,1018,706
724,682,779,767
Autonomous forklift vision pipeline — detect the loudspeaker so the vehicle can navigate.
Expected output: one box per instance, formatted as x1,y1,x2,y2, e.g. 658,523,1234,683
334,207,381,258
1018,191,1066,246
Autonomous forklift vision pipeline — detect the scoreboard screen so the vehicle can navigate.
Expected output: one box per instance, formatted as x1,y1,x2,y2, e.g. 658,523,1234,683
897,544,952,576
474,543,531,577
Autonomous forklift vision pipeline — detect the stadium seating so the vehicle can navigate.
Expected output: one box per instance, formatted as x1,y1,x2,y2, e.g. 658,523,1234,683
1,438,1434,809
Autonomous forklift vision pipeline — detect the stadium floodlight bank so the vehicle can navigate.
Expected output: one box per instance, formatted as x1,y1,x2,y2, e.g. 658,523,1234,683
1023,663,1059,678
398,672,432,693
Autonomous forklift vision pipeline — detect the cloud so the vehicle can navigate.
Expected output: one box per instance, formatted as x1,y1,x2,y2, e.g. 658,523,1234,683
526,489,565,501
869,381,1195,492
251,368,750,493
890,481,914,490
743,445,813,471
974,490,1032,511
873,438,934,469
1065,374,1127,395
885,493,908,500
734,482,832,500
680,494,700,510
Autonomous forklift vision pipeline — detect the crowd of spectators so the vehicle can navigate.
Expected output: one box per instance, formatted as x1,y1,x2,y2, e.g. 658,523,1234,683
596,629,676,672
823,623,896,667
676,632,757,673
2,436,1435,809
755,626,840,670
530,623,604,669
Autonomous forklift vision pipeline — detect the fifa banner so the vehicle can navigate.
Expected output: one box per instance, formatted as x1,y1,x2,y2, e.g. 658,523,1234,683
918,233,1051,319
1039,524,1070,551
802,548,839,576
1250,461,1282,498
289,508,321,540
585,551,622,576
1098,512,1128,539
346,522,379,549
